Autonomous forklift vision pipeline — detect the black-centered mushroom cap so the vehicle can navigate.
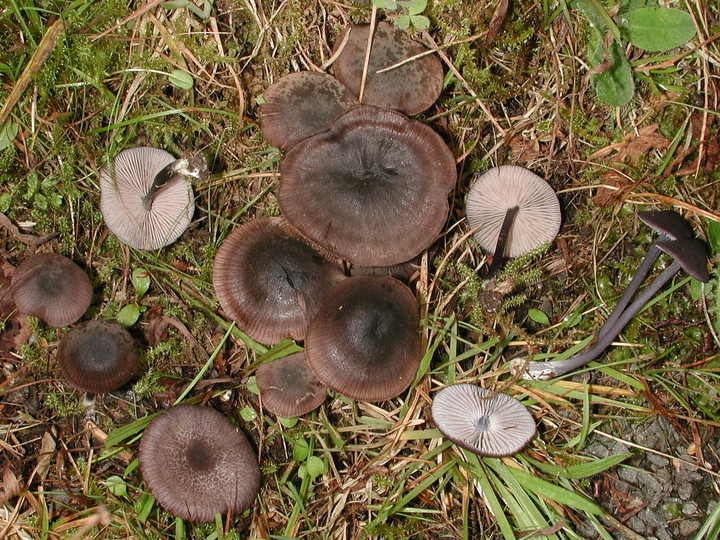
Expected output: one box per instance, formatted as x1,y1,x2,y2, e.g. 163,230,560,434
638,209,693,240
99,147,195,250
212,217,344,345
656,237,710,282
304,276,422,402
256,352,327,417
259,71,359,151
279,105,456,267
58,320,137,393
139,405,260,523
431,383,536,457
465,165,561,258
332,21,443,115
11,253,92,327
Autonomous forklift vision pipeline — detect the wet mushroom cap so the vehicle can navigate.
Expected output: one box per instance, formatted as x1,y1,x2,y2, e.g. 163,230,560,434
304,276,422,402
638,209,693,240
332,21,443,115
279,105,456,267
139,405,260,523
11,253,93,327
58,320,137,393
256,352,327,417
212,217,344,345
259,71,359,151
465,165,561,258
99,147,195,250
431,383,536,457
656,237,710,282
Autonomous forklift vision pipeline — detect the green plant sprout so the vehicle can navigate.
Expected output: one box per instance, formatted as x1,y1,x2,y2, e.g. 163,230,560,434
373,0,430,31
117,267,151,328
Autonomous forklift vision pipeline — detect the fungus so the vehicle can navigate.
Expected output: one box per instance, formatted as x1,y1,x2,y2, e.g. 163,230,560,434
259,71,359,151
332,21,443,115
465,165,561,278
304,276,422,402
139,404,260,523
256,352,327,417
431,384,536,457
279,105,456,267
58,320,137,394
11,253,92,327
100,147,203,250
212,217,344,345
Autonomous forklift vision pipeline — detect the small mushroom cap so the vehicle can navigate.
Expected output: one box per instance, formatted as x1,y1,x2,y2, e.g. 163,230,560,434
279,105,456,266
139,405,260,523
656,237,710,282
58,320,137,393
100,147,195,250
212,217,344,345
260,71,359,151
11,253,92,327
305,276,422,402
638,209,693,240
465,165,561,258
256,352,327,417
431,383,536,457
332,21,443,115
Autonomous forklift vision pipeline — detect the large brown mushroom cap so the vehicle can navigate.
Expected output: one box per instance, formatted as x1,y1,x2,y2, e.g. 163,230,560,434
279,105,456,267
332,21,443,115
304,276,422,402
11,253,92,327
99,147,195,250
58,320,138,394
465,165,561,258
259,71,359,151
212,217,344,345
139,405,260,523
256,352,327,417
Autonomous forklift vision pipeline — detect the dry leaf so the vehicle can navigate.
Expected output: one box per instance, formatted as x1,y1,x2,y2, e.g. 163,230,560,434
589,124,670,164
593,170,631,207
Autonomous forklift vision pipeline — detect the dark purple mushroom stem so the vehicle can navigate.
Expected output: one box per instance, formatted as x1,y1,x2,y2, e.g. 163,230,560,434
486,205,519,279
142,158,202,210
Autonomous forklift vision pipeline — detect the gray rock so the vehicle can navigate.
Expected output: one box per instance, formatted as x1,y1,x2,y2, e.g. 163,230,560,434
678,520,700,536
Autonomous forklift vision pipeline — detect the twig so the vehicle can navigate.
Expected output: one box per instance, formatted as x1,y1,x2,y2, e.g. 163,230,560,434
0,213,57,246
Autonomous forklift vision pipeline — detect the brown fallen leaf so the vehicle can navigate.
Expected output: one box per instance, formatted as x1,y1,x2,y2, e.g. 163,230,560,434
592,170,631,208
589,124,670,164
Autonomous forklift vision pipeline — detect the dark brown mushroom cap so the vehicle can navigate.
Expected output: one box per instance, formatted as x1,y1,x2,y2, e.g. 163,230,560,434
638,209,693,240
431,384,536,457
58,320,137,393
11,253,92,327
656,237,710,282
99,147,195,250
465,165,561,258
332,21,443,115
304,276,422,402
139,405,260,523
259,71,359,151
212,217,344,345
279,105,456,267
256,352,327,417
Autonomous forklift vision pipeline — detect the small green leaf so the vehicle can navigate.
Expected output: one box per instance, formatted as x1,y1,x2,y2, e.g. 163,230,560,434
409,15,430,30
0,121,18,152
167,69,194,90
292,438,310,462
707,220,720,256
0,193,11,213
399,0,427,16
394,14,411,29
117,304,140,327
239,406,257,422
246,376,259,395
305,456,326,479
621,7,696,52
132,268,151,300
279,416,299,428
104,475,128,497
527,308,550,325
592,41,634,107
373,0,398,9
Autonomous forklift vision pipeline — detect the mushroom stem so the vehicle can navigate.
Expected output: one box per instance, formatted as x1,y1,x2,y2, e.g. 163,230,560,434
522,260,681,380
486,205,520,279
142,158,200,210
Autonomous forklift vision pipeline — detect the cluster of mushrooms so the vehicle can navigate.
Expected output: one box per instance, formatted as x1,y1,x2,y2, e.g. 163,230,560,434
4,18,712,525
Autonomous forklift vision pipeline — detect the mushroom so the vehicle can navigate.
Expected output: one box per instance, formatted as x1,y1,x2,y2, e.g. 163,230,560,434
259,71,359,151
279,105,456,267
256,352,327,417
465,165,561,278
99,147,204,250
139,404,260,523
431,383,536,457
304,276,422,402
58,320,138,394
332,21,443,115
11,253,93,327
212,217,344,345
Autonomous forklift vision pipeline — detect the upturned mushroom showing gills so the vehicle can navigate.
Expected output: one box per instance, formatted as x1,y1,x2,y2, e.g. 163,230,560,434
279,105,456,267
465,165,561,278
431,384,536,457
139,405,260,523
100,147,203,250
521,217,710,380
11,253,93,327
212,217,344,345
58,320,138,394
304,276,422,402
256,352,327,417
